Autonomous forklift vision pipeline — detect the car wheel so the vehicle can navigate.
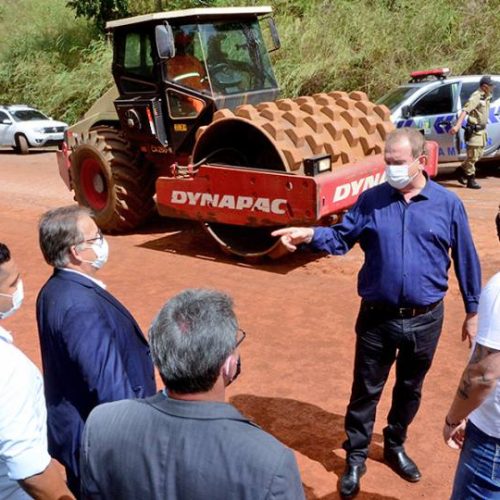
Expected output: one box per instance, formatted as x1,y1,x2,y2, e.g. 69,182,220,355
15,135,29,155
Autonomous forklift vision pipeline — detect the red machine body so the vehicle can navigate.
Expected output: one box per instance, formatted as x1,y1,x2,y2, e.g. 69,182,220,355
154,141,438,227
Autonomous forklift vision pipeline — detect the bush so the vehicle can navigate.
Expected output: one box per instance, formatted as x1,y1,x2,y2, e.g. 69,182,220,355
1,0,499,123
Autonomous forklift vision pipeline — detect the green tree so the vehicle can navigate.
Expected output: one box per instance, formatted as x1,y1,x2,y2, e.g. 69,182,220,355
66,0,129,31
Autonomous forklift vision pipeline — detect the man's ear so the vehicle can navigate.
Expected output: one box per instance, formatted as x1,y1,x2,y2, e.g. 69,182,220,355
69,245,82,264
419,154,427,169
221,354,235,381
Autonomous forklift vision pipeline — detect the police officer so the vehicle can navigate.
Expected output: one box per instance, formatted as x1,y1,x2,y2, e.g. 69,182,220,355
450,75,495,190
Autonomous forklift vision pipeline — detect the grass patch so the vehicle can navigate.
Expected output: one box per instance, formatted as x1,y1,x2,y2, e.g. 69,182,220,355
1,0,499,122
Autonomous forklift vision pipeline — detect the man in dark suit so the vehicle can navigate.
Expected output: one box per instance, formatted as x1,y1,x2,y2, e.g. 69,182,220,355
80,289,305,499
36,205,156,496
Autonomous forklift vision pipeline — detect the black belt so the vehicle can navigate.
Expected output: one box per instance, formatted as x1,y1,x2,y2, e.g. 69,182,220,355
468,123,486,131
361,300,442,319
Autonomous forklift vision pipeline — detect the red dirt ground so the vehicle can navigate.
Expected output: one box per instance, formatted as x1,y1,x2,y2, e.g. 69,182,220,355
0,149,498,499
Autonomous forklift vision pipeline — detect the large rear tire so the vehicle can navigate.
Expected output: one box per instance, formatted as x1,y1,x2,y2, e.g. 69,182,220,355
69,127,155,232
15,134,29,155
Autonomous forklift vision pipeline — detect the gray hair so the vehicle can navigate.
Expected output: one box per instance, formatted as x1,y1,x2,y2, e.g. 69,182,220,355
39,205,92,267
385,127,427,159
149,289,238,394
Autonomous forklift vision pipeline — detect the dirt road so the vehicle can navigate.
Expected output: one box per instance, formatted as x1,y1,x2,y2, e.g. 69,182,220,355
1,149,498,499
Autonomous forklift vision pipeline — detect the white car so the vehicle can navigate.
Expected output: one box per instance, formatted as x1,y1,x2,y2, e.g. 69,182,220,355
0,105,68,154
377,69,500,166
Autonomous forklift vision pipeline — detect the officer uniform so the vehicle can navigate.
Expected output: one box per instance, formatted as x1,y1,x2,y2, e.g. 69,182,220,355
460,87,491,177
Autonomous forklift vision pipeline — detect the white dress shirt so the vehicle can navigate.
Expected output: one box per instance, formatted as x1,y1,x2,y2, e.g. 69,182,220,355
0,326,50,498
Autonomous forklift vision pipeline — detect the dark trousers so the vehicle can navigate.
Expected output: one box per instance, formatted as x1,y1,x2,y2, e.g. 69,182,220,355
66,467,81,499
343,301,444,465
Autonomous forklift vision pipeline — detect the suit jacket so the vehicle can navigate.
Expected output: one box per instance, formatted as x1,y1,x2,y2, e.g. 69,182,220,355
36,269,156,479
81,393,305,499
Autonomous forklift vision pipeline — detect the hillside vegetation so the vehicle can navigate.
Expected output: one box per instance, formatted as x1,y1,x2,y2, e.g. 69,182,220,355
0,0,498,123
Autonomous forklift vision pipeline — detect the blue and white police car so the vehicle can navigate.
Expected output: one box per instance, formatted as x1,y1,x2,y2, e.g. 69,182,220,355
378,69,500,167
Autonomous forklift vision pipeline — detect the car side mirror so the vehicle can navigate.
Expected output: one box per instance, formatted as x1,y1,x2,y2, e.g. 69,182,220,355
401,105,412,119
155,23,175,60
0,118,12,125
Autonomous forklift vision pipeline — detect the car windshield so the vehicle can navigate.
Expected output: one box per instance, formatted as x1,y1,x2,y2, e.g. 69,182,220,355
191,20,277,96
377,86,420,112
11,109,49,122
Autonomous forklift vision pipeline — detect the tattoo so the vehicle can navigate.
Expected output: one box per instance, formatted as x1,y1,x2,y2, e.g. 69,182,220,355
457,343,500,400
458,371,472,400
469,343,498,364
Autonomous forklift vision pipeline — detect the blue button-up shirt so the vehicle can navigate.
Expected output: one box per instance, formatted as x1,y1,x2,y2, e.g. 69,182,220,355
311,179,481,312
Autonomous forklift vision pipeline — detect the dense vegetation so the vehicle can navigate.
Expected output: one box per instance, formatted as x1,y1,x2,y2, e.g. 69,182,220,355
0,0,498,123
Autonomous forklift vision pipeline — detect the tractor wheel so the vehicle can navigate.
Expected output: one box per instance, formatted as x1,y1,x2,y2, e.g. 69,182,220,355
69,127,155,232
15,134,29,155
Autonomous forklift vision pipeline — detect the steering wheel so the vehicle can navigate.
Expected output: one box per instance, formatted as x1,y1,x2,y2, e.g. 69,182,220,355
211,63,231,74
210,63,243,89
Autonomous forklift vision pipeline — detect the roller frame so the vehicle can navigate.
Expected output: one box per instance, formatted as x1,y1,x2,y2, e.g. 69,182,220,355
156,141,439,227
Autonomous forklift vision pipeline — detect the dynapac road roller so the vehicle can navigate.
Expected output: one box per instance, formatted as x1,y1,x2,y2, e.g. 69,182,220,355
57,6,438,258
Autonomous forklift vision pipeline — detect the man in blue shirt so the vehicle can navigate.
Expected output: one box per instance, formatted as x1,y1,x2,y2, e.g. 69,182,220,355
273,127,481,499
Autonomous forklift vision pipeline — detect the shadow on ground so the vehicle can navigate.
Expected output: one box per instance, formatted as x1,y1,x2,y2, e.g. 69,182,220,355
136,215,322,274
231,394,396,500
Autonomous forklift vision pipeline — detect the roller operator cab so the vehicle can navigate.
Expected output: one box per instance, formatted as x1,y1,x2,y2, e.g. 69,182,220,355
108,6,281,159
378,68,500,166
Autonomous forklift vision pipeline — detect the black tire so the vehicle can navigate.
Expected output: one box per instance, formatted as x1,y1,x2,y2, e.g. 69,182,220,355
69,127,155,233
15,134,29,155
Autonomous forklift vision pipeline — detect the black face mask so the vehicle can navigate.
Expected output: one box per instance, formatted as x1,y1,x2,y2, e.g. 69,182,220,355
226,356,241,386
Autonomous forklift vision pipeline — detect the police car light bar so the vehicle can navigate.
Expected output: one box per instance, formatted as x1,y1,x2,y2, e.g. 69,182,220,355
409,68,450,82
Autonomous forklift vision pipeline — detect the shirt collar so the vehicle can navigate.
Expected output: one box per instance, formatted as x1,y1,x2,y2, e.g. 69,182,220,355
0,325,13,344
57,268,107,289
389,171,432,201
148,391,252,423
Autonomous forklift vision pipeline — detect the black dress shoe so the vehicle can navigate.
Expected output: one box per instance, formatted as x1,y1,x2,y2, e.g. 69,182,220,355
339,463,367,498
456,169,467,185
466,175,481,189
384,448,421,482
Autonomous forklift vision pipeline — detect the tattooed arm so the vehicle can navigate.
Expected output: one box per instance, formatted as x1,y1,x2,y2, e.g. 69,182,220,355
443,343,500,448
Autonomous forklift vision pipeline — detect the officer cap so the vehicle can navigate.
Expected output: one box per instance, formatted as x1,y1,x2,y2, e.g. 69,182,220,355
479,75,494,87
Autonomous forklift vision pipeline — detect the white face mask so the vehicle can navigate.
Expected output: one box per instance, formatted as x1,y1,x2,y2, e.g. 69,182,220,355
0,279,24,320
385,161,419,190
79,238,109,270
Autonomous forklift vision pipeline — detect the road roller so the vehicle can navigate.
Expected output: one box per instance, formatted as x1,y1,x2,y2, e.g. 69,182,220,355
57,6,438,258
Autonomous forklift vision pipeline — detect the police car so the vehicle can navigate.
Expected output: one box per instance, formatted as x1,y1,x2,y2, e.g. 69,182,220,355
377,69,500,166
0,105,68,154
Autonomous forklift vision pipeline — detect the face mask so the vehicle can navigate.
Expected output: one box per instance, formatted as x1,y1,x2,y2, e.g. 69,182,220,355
385,161,419,190
0,279,24,320
80,238,109,270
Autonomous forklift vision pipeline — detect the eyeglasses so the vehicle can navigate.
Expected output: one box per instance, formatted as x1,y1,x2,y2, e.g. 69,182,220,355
235,328,246,348
83,230,104,245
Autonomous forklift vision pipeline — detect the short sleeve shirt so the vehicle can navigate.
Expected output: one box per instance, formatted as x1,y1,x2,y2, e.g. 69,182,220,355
469,272,500,438
0,326,50,498
463,89,491,127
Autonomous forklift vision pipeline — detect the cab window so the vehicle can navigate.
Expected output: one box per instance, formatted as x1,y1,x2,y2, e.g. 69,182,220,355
123,31,154,77
412,84,456,115
115,29,157,93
